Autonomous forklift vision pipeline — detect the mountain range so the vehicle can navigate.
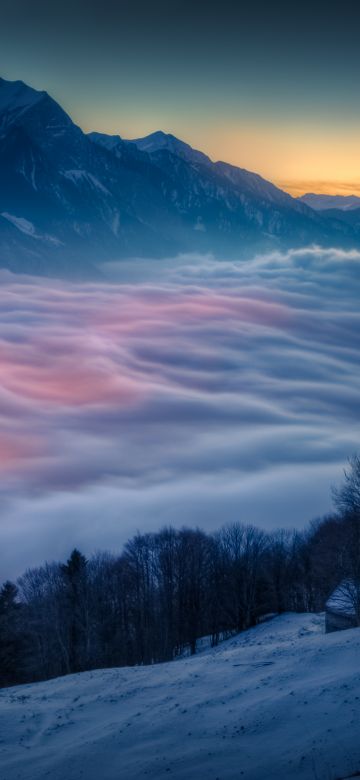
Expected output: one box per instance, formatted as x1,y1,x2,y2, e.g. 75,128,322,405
298,193,360,211
298,193,360,235
0,77,359,278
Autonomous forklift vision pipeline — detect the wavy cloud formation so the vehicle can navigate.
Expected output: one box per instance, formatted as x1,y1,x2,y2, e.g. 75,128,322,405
1,247,360,577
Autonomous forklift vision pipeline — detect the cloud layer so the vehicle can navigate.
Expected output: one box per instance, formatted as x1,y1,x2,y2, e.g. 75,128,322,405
1,247,360,578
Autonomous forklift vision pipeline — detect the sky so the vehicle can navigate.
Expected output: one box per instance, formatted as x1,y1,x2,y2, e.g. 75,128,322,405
1,247,360,579
0,0,360,193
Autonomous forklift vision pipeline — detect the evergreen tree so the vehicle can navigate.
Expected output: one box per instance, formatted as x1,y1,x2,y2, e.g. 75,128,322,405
61,550,89,673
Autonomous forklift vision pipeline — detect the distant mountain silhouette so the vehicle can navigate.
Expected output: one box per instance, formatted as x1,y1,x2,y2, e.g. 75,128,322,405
299,193,360,211
0,77,358,277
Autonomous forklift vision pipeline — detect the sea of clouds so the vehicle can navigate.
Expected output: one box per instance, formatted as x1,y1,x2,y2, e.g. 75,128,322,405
1,246,360,578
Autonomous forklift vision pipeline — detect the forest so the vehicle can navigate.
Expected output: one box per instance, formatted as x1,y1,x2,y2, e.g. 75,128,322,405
1,456,360,688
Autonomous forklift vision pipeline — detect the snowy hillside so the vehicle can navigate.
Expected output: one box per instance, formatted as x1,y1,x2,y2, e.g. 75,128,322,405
1,613,360,780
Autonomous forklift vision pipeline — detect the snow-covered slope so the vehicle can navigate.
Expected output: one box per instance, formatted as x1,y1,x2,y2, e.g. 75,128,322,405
1,613,360,780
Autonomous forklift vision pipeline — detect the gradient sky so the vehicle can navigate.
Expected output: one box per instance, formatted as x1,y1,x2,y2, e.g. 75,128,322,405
1,0,360,194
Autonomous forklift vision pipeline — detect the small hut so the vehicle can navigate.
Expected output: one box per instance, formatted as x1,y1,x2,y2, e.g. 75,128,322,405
325,580,358,633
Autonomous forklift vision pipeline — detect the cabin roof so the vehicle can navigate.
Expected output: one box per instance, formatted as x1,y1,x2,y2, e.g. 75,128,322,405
326,580,357,617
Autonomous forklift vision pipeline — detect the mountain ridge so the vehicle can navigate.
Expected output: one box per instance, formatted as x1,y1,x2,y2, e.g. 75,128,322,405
128,129,212,166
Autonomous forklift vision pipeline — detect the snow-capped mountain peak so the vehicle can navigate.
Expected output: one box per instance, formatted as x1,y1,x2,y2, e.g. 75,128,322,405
129,130,212,166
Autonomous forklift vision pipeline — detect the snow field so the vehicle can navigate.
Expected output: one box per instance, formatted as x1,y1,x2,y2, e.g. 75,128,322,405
1,613,360,780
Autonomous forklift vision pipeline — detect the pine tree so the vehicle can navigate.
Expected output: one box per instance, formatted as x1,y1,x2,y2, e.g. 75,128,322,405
61,550,89,672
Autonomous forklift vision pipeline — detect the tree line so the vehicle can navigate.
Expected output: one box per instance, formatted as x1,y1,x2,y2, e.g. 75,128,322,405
1,455,360,688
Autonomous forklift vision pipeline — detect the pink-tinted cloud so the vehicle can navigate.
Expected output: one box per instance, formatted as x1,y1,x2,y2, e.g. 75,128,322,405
0,284,291,414
0,346,142,406
0,434,41,470
0,247,359,578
